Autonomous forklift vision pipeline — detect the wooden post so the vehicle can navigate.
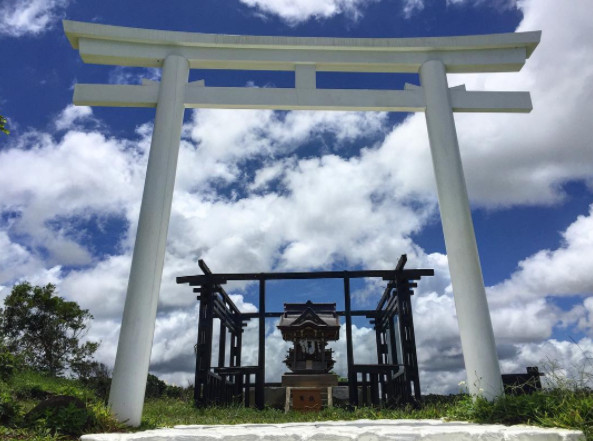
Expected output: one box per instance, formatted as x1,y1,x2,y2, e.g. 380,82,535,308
396,276,421,401
256,278,266,410
218,318,226,368
194,284,214,406
344,276,357,406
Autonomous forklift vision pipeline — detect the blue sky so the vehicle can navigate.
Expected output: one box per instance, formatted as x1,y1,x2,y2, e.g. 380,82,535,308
0,0,592,393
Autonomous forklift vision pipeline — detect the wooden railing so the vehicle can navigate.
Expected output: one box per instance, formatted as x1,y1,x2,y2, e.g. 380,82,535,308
352,364,410,407
212,366,260,407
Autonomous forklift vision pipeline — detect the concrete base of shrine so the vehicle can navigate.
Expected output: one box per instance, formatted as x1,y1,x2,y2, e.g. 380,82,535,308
245,385,357,409
80,419,584,440
281,373,338,387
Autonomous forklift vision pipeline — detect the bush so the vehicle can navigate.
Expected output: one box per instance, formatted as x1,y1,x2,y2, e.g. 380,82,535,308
0,343,17,382
0,391,21,426
40,402,90,436
25,395,90,436
145,373,167,399
86,401,127,433
78,362,112,401
165,384,193,401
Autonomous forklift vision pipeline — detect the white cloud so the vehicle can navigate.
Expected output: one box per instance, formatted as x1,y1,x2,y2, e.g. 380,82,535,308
577,297,593,336
0,230,39,283
0,121,147,271
238,0,378,24
0,0,70,37
500,338,593,390
108,67,161,85
446,1,593,207
355,1,593,209
488,205,593,306
403,0,424,18
58,254,132,320
54,105,94,131
177,109,387,190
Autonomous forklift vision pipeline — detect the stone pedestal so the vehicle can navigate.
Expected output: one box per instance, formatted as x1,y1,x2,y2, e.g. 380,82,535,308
282,374,338,412
281,373,338,387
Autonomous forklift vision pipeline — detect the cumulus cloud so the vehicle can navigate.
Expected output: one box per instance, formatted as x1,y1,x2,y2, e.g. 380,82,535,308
402,0,424,18
488,205,593,305
0,0,70,37
372,9,593,208
238,0,378,24
445,2,593,207
54,105,94,132
177,109,387,190
499,338,593,390
0,231,41,283
483,204,593,348
108,67,162,85
0,127,146,268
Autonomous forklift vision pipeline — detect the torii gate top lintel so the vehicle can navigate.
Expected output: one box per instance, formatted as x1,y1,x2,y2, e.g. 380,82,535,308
63,20,540,73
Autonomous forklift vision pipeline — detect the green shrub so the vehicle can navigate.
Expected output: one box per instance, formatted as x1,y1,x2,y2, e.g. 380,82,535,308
0,426,64,441
26,398,90,437
0,390,22,426
0,344,17,382
44,403,89,436
14,384,50,400
165,384,193,401
145,373,168,399
86,401,127,433
79,362,112,401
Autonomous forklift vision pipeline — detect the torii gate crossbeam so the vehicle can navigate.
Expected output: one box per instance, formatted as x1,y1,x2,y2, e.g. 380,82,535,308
64,20,540,426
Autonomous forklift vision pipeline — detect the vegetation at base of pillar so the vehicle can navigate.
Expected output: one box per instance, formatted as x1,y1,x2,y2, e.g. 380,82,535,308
0,114,9,135
0,282,98,377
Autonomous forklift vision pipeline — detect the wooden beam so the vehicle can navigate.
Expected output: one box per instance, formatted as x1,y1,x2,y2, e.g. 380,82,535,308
74,83,532,113
178,269,433,285
64,21,540,73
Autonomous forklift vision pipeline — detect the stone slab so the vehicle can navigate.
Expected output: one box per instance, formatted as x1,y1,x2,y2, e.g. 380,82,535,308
80,419,584,441
282,374,338,387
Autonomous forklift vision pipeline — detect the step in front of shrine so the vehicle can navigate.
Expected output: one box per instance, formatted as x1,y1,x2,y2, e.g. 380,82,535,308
81,419,583,441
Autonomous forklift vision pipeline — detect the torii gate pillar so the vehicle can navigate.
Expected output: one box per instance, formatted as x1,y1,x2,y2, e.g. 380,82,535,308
108,55,189,426
420,59,503,398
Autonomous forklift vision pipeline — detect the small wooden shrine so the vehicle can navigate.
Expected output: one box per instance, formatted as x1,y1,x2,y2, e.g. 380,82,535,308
277,301,341,410
278,301,339,374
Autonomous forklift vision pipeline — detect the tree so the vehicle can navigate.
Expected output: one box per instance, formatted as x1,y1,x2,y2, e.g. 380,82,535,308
0,114,8,135
0,282,98,376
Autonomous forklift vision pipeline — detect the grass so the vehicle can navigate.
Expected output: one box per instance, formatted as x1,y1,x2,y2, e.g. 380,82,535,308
1,370,125,440
1,370,592,440
141,391,592,440
141,399,417,427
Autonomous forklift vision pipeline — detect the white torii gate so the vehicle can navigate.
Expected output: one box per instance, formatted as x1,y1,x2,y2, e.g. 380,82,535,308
64,20,540,426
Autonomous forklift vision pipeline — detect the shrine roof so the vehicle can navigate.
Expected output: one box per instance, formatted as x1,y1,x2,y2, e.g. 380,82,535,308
278,301,340,331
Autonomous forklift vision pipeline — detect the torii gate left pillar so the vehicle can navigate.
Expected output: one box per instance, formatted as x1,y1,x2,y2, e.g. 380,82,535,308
107,55,189,426
64,20,539,426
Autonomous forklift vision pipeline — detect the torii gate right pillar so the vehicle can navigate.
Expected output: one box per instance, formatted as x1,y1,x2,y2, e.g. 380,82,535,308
420,59,503,399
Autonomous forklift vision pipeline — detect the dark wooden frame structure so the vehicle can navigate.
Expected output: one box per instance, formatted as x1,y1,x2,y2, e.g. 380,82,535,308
177,255,433,409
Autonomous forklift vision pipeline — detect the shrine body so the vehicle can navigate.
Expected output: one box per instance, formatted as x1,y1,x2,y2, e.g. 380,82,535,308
278,301,340,374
